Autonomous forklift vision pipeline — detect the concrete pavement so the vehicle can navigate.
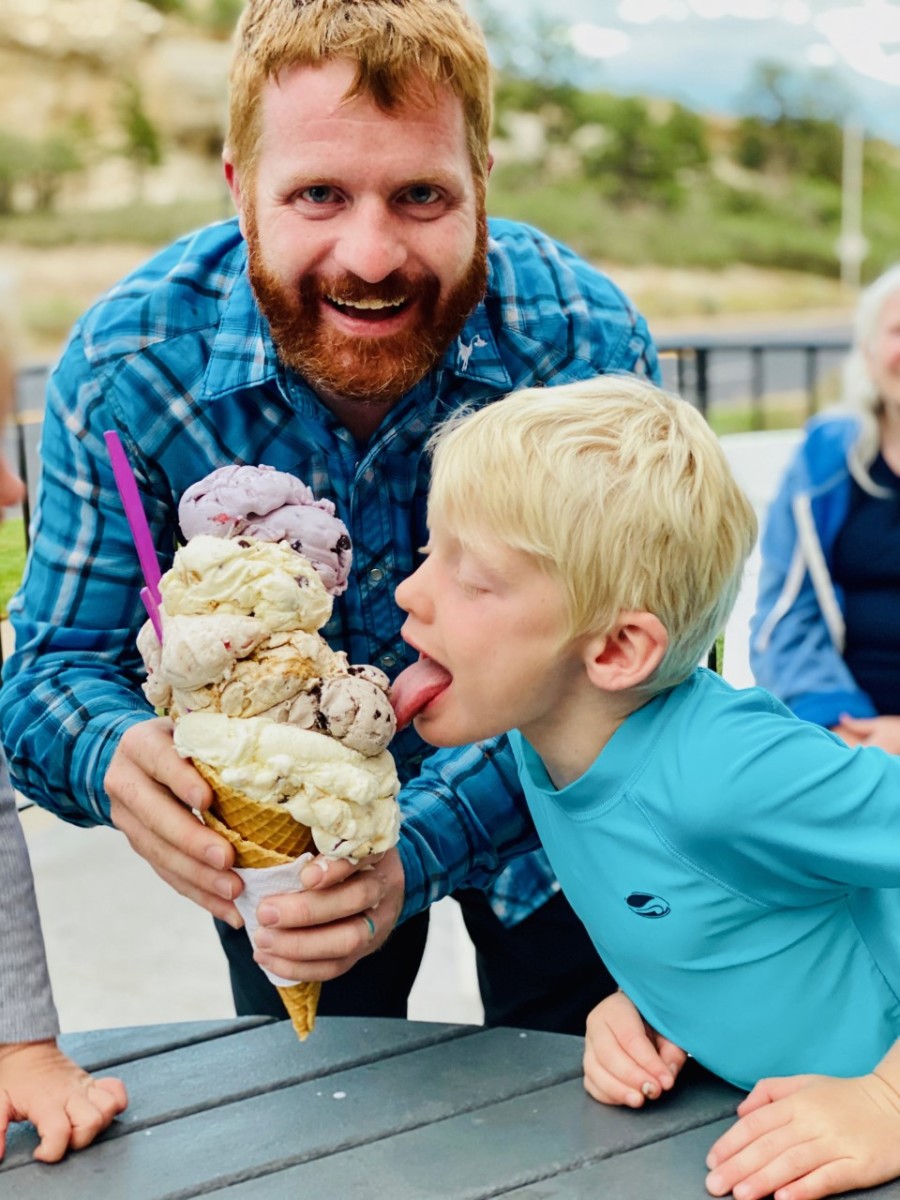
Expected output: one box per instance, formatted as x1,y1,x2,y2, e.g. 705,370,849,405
21,802,483,1033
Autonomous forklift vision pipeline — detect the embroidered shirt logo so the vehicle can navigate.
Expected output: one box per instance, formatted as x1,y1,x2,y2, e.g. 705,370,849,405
457,334,486,372
626,892,671,919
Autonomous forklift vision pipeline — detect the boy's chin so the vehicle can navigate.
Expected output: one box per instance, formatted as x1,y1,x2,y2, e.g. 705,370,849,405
411,714,466,748
412,712,503,748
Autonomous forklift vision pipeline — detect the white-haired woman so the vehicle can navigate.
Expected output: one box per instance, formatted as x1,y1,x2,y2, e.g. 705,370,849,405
751,264,900,750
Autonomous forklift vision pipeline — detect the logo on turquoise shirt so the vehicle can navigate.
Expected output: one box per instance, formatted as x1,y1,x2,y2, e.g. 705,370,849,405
626,892,671,918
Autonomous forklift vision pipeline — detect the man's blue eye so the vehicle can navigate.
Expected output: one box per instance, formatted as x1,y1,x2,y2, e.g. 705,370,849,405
303,186,334,203
407,185,438,205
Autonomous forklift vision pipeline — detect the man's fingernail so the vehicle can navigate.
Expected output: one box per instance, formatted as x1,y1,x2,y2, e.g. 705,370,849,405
625,1091,642,1107
258,905,278,926
226,911,243,930
215,878,235,899
660,1072,674,1089
706,1172,722,1193
205,845,227,869
188,788,206,807
301,860,328,885
255,930,273,949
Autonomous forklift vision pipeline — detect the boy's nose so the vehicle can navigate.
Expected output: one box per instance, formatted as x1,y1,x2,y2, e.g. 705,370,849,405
395,562,431,618
333,202,408,283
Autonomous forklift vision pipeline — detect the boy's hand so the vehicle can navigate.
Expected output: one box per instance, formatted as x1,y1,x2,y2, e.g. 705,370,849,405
583,991,687,1107
250,848,405,982
705,1071,900,1200
0,1040,128,1163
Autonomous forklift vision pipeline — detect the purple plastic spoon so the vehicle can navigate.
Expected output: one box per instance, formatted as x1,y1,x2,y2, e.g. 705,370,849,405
104,430,164,641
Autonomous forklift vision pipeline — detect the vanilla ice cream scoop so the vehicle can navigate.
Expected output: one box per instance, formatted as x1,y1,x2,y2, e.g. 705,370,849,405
160,535,333,633
173,711,401,860
178,465,352,595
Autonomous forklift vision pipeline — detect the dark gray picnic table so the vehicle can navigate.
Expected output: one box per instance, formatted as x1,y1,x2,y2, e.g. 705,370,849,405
2,1017,899,1199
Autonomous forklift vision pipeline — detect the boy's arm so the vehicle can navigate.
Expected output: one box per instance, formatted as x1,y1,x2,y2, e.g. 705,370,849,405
583,992,687,1108
705,1040,900,1200
0,1041,127,1163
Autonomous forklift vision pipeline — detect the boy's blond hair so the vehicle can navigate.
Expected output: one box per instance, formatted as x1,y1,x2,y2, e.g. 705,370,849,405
227,0,492,187
428,376,758,693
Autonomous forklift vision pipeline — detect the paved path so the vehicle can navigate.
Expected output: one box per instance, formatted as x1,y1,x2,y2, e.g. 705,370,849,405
22,804,483,1032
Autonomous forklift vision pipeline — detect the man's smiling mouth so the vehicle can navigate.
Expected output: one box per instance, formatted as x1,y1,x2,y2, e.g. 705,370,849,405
324,295,411,320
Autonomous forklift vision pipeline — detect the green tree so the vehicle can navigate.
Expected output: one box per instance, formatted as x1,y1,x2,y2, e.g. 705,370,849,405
118,81,163,197
582,98,707,209
734,62,848,182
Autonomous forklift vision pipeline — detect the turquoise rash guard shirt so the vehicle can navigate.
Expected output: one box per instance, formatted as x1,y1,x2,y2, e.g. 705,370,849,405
510,668,900,1091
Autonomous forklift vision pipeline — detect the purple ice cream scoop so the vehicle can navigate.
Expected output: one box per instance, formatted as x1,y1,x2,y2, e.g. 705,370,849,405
178,464,352,595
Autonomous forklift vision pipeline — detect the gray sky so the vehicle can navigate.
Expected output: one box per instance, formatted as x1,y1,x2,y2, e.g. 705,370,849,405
478,1,900,142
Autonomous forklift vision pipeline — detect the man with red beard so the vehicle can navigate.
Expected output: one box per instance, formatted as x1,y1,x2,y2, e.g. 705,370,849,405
1,0,658,1035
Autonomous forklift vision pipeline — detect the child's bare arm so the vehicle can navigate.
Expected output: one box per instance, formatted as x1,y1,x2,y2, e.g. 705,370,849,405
583,991,687,1107
0,1040,128,1163
705,1040,900,1200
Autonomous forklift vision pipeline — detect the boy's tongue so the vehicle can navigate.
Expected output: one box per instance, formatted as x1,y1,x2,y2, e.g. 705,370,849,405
390,657,452,731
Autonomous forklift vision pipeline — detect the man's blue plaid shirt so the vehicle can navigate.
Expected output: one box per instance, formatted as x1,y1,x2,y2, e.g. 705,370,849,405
0,215,658,926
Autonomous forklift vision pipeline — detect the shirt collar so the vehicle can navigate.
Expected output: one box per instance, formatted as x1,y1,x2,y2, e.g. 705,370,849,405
199,267,280,402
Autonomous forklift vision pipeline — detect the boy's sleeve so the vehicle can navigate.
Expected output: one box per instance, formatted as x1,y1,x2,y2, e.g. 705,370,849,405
749,438,876,727
0,334,159,826
689,703,900,900
396,736,540,922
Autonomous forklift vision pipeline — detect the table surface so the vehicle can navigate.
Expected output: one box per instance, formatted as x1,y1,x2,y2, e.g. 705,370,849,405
2,1017,898,1199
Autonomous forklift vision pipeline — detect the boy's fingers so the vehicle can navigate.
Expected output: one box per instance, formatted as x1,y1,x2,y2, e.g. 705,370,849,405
614,1029,676,1093
0,1093,9,1162
94,1076,129,1114
584,1036,663,1104
706,1100,788,1170
653,1037,687,1085
30,1102,73,1163
583,1055,646,1107
736,1075,817,1117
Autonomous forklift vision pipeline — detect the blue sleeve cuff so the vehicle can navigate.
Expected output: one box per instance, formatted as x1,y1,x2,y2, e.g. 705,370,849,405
792,690,879,728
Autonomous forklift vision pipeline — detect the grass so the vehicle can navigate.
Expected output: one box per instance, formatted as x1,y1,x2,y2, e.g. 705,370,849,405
0,518,25,618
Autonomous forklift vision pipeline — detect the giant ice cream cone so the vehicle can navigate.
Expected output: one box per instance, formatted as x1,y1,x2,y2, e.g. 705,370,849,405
194,759,321,1039
137,468,402,1042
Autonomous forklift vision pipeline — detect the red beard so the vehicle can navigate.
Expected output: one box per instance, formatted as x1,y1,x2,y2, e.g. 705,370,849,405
246,208,488,406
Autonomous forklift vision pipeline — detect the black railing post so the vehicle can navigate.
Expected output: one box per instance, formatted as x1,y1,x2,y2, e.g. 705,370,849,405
751,346,765,430
804,345,818,418
694,347,709,417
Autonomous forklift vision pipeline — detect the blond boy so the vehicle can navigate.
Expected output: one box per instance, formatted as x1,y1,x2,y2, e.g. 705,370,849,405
390,376,900,1200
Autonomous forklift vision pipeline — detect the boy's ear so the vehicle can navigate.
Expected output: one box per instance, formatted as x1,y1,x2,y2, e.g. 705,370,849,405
582,612,668,693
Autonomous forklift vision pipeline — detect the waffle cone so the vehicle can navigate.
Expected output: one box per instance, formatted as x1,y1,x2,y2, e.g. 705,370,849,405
195,759,321,1039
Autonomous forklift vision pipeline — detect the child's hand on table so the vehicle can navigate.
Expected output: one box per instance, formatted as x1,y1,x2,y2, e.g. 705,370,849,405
583,991,687,1107
0,1040,128,1163
705,1070,900,1200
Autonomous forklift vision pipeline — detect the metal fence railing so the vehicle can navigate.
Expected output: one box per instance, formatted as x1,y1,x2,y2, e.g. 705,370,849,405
1,334,853,673
656,333,850,428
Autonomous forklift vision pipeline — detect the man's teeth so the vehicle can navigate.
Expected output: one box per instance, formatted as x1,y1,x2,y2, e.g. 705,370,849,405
328,297,407,311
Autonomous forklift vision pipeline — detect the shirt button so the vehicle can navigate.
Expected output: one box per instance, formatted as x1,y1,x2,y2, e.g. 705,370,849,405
381,653,397,669
368,567,384,583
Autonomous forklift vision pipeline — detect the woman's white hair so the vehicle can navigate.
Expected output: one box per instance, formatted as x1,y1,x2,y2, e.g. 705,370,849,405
846,264,900,494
